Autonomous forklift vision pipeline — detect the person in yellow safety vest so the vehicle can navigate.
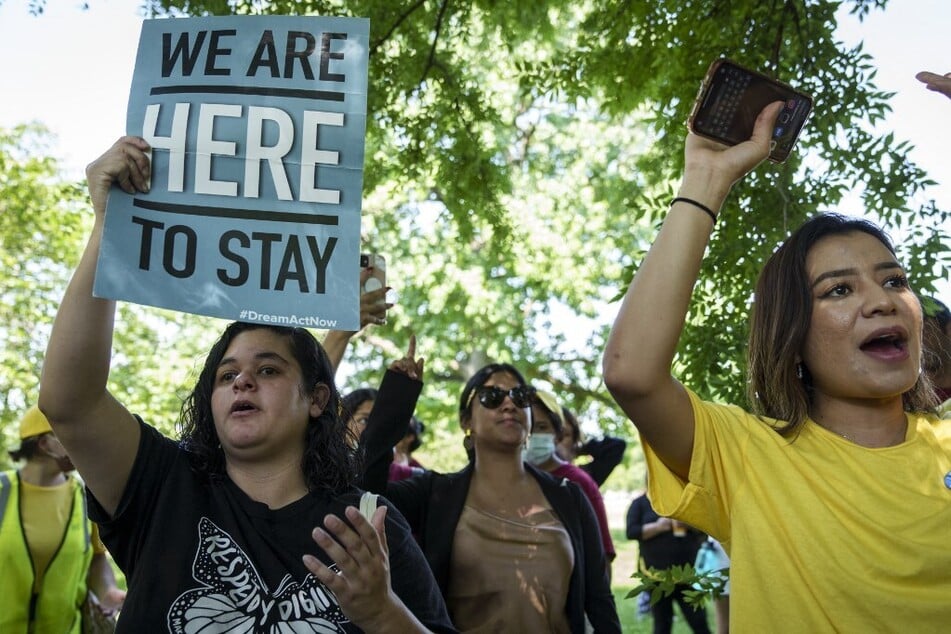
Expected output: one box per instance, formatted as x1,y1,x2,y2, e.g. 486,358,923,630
0,406,125,633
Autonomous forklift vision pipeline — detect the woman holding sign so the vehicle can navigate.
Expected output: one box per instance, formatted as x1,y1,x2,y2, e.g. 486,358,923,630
38,136,455,633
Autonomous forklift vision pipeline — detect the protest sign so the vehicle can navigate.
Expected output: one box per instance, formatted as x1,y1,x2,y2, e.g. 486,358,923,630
94,16,369,330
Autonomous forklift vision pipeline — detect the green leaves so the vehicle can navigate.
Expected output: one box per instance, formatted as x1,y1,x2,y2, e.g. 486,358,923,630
0,126,216,466
627,563,729,608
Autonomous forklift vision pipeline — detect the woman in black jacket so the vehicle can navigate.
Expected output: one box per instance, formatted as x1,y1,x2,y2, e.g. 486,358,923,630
362,361,620,633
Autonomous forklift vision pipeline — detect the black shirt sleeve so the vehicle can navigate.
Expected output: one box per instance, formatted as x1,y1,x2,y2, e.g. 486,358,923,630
579,436,626,486
358,370,422,491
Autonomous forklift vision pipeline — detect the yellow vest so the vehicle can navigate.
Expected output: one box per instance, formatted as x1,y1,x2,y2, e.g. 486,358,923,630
0,470,91,634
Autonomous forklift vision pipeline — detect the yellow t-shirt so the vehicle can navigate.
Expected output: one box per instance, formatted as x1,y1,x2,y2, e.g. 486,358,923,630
20,477,105,592
644,389,951,632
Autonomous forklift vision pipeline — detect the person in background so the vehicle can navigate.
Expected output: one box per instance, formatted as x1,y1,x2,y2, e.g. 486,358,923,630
557,407,627,487
343,387,379,443
626,492,710,634
693,536,730,633
324,281,425,484
343,379,426,483
602,84,951,630
527,390,616,574
1,406,125,633
37,136,454,633
394,416,426,470
921,296,951,409
362,360,621,633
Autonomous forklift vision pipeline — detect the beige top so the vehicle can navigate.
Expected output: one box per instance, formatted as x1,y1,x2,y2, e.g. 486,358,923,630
447,504,573,633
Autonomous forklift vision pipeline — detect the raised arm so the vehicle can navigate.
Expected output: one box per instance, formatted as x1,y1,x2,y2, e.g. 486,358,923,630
38,136,151,516
359,336,424,492
323,266,391,374
579,435,626,486
601,102,782,480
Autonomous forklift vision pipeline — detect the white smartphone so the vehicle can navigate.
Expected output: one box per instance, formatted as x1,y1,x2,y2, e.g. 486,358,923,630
359,253,386,294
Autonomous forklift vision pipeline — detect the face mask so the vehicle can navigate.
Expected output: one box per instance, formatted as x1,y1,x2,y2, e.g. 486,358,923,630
523,433,556,466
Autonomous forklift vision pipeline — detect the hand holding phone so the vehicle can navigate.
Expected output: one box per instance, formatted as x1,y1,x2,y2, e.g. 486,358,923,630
688,59,812,163
359,253,388,326
360,253,386,294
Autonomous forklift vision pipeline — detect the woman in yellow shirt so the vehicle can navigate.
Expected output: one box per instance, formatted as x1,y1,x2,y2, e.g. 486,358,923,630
603,88,951,630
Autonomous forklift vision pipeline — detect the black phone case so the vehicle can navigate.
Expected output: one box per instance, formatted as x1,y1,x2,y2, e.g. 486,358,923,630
688,59,813,163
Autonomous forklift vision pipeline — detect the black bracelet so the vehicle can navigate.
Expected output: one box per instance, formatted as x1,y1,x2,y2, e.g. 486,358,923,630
671,197,717,224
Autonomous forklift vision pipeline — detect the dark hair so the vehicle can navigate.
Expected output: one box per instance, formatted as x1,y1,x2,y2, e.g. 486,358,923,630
531,390,565,437
407,416,425,453
747,213,934,435
922,296,951,331
8,436,43,462
458,362,528,424
341,387,378,422
179,322,358,493
921,296,951,377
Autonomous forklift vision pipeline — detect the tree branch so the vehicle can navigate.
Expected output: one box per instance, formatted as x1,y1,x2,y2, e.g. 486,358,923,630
369,0,428,58
420,0,451,86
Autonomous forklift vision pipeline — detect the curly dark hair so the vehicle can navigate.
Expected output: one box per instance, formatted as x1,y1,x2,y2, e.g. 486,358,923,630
341,387,378,423
179,322,359,493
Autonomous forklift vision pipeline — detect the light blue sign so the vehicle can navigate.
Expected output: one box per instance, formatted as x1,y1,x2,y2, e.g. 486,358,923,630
94,16,369,330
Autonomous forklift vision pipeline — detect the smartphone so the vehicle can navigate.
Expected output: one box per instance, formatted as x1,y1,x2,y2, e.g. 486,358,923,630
359,253,386,294
688,58,813,163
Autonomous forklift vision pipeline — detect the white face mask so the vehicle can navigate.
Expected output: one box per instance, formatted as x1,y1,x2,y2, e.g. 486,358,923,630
523,433,556,466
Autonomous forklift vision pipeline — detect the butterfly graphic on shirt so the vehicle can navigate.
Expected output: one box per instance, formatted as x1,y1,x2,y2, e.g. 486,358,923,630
167,517,349,633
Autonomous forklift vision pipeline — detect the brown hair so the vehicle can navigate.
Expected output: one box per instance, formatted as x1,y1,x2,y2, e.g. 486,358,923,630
747,213,935,436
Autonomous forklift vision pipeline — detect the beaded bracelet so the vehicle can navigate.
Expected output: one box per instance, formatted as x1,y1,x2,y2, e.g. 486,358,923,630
671,197,717,224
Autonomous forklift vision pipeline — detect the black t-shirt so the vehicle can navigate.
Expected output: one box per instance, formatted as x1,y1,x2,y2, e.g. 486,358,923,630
625,494,705,570
87,420,455,633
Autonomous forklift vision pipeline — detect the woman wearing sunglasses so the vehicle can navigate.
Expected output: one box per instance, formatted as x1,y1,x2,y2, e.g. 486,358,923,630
362,362,620,633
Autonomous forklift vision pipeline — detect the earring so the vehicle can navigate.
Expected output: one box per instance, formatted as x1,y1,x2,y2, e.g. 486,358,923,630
462,429,473,453
796,363,804,380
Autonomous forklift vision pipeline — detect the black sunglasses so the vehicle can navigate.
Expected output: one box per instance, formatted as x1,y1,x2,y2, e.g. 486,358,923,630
467,385,536,410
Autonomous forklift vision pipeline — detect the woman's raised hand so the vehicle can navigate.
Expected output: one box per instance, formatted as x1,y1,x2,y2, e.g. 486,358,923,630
85,136,151,216
683,101,785,198
388,334,424,382
916,71,951,100
359,266,391,328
